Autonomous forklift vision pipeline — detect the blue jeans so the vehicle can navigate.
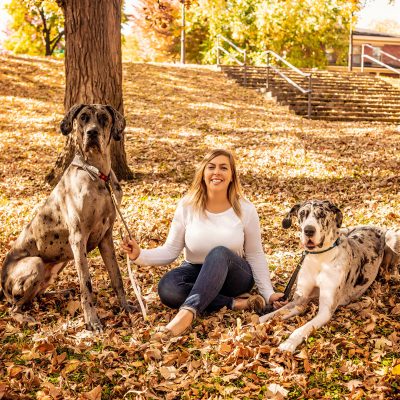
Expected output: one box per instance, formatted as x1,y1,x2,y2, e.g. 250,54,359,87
157,246,254,316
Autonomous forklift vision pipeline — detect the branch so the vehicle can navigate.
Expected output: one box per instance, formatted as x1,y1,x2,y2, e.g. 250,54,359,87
55,0,65,10
50,30,65,54
37,6,49,34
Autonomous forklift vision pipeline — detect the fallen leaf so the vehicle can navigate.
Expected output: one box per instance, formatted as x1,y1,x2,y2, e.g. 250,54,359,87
344,379,363,391
0,382,7,400
36,342,55,353
144,347,162,361
79,385,102,400
159,366,177,380
8,366,23,378
62,360,80,375
218,342,232,354
391,364,400,375
42,382,62,399
267,382,289,397
66,300,81,316
391,304,400,315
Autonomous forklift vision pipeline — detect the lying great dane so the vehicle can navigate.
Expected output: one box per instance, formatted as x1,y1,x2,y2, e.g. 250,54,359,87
1,104,134,331
260,200,400,353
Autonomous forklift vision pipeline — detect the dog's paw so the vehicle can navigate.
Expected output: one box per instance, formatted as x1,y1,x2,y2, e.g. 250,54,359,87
85,315,103,333
259,313,274,323
11,311,38,326
278,340,297,353
122,300,140,314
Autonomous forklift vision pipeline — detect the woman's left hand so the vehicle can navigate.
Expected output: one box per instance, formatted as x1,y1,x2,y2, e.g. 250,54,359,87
269,292,288,309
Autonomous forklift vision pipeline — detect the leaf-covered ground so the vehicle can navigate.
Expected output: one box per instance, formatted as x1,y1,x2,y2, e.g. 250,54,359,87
0,54,399,400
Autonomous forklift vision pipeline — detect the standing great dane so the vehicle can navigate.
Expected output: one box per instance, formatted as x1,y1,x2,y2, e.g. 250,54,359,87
260,200,400,352
1,104,135,331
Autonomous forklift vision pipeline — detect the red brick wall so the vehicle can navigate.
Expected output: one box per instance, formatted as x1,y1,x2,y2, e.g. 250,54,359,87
382,45,400,67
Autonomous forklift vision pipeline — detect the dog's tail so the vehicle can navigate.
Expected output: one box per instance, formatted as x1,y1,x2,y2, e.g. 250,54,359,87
385,229,400,254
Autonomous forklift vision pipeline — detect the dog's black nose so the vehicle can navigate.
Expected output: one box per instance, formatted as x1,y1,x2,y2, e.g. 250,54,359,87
304,225,316,237
87,129,98,137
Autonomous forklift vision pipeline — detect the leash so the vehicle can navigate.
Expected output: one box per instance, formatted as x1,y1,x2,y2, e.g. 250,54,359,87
72,153,147,320
106,181,147,321
262,238,340,314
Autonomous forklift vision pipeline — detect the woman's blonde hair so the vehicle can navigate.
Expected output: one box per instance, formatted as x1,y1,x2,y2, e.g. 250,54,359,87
185,149,244,217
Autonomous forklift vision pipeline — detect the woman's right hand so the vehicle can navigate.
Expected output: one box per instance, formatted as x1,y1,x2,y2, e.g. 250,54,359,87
121,237,141,261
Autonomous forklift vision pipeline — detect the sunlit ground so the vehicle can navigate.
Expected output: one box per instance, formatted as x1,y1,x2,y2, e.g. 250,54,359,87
0,54,399,399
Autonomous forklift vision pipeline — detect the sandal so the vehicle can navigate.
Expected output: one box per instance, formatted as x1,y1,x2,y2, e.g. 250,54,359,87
247,294,267,314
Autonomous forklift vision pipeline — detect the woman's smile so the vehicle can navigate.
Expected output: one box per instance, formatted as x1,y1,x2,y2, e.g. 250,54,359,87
204,155,232,193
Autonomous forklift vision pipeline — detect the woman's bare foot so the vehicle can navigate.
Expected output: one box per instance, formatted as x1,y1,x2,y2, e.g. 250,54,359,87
165,309,194,337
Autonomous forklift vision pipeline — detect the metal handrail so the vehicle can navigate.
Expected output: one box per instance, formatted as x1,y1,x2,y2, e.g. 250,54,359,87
262,50,312,118
362,43,400,64
216,34,247,84
361,44,400,75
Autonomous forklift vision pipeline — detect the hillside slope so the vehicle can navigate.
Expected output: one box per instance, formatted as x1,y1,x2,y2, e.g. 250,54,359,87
0,55,399,400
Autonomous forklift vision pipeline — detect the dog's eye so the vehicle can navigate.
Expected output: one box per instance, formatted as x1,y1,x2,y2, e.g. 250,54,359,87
314,211,324,219
299,210,310,221
98,114,108,127
80,113,89,123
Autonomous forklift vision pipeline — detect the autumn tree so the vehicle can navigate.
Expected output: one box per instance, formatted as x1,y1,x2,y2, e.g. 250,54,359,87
46,0,133,185
128,0,364,68
129,0,181,62
4,0,64,56
129,0,201,62
185,0,361,68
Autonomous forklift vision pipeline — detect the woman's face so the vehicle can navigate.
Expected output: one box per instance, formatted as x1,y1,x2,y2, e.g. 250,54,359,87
203,155,233,196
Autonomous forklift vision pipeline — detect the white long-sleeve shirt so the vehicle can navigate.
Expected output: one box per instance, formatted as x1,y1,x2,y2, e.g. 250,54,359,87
135,198,274,302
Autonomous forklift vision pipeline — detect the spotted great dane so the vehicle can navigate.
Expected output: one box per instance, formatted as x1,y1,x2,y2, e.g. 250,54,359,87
1,104,135,331
260,200,400,352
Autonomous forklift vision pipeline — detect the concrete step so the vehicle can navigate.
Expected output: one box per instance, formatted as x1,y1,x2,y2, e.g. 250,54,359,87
225,71,399,88
309,115,400,122
288,100,400,109
292,106,400,115
233,81,400,94
221,65,398,78
302,108,400,117
231,75,400,88
275,93,400,102
221,65,400,121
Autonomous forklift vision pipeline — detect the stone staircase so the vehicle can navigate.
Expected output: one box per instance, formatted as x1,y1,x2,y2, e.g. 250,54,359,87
220,65,400,122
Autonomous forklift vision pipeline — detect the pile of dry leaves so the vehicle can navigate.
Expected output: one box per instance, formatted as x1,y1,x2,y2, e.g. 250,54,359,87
0,55,399,399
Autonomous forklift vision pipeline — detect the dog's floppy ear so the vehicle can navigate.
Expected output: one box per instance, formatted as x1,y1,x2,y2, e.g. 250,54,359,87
329,203,343,228
105,105,126,141
282,203,301,229
60,104,86,135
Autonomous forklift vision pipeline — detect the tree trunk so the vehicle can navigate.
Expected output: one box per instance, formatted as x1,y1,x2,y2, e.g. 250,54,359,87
37,7,52,56
46,0,133,186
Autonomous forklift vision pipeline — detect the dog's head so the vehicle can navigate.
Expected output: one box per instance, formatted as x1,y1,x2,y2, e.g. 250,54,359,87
60,104,126,154
282,200,343,251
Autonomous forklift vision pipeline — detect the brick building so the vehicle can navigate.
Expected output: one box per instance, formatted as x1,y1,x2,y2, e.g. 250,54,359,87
350,28,400,70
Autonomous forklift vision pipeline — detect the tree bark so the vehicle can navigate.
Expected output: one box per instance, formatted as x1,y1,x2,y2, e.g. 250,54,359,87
46,0,133,186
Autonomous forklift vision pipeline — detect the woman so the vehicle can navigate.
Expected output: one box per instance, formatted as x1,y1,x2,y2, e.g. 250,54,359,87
121,149,284,338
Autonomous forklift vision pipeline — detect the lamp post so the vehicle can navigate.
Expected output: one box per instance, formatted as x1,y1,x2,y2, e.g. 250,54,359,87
348,11,353,71
180,0,186,64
